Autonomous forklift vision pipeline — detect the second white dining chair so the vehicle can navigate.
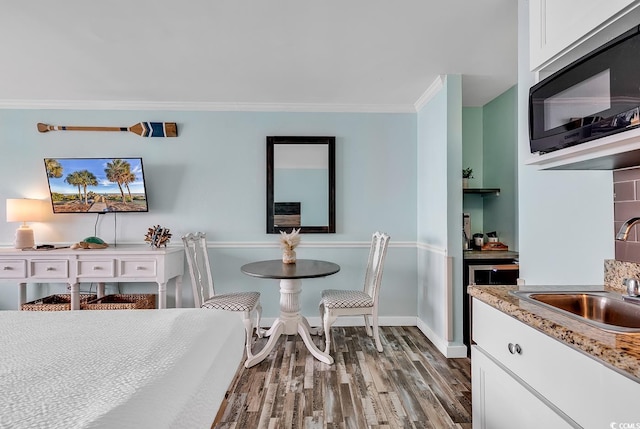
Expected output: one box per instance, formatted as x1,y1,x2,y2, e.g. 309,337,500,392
318,231,390,354
182,232,263,360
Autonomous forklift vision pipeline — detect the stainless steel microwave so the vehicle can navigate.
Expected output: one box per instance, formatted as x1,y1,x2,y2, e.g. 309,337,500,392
529,25,640,154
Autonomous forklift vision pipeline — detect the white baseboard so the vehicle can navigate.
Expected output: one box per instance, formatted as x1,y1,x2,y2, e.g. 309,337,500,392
416,318,468,358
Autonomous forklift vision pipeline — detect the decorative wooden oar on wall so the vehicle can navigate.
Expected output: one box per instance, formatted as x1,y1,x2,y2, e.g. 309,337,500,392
37,122,178,137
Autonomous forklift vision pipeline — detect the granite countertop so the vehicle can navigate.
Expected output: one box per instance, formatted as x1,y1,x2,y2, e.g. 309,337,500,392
468,284,640,383
463,250,519,260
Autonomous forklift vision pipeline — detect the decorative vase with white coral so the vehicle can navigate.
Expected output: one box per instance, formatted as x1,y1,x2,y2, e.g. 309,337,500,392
280,228,301,264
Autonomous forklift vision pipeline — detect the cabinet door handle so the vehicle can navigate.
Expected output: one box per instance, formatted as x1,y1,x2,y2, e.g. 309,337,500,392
507,343,522,355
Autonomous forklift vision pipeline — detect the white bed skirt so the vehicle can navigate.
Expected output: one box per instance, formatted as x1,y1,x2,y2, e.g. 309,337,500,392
0,308,245,428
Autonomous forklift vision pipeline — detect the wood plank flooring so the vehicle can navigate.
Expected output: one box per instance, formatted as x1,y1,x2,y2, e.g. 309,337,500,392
214,326,472,429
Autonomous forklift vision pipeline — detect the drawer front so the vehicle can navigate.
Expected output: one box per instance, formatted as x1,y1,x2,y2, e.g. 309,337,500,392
77,259,115,278
473,298,640,427
30,260,68,278
119,259,157,278
0,260,27,278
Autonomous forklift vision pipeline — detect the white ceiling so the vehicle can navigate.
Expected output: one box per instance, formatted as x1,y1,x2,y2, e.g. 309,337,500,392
0,1,518,111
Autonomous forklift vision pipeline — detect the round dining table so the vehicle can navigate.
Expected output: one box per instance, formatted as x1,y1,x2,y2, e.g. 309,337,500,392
240,259,340,367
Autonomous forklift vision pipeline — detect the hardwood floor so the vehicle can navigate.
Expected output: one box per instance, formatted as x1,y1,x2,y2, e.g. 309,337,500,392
214,326,472,429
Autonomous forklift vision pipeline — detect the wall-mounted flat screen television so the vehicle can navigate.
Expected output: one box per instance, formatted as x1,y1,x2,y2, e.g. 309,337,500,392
44,158,149,214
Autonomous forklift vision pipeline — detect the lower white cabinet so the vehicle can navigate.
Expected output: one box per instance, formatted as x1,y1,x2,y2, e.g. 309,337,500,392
472,298,640,428
472,345,573,429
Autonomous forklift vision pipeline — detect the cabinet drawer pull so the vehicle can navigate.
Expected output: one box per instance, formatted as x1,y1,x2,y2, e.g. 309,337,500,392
507,343,522,355
46,267,55,271
3,266,12,270
93,266,102,270
136,266,145,270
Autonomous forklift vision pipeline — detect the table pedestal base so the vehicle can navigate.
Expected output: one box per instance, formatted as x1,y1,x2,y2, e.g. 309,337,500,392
244,278,334,368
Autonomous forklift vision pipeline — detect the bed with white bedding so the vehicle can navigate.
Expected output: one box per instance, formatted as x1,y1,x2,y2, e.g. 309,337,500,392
0,308,245,428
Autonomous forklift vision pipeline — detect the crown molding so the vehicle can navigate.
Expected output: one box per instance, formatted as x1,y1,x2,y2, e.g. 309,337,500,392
0,99,416,113
413,75,445,112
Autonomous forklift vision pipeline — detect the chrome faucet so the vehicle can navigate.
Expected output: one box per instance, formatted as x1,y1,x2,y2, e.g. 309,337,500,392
624,278,640,296
616,217,640,240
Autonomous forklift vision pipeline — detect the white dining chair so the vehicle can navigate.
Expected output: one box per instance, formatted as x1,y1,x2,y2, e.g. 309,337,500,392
182,232,263,360
319,231,390,354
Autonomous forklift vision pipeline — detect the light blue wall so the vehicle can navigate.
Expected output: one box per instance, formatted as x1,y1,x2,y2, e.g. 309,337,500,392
0,109,418,315
417,82,449,346
417,75,465,356
417,85,449,247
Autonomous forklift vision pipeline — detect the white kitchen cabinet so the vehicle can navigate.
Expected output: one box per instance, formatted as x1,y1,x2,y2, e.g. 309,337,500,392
472,298,640,428
529,0,638,71
471,346,573,429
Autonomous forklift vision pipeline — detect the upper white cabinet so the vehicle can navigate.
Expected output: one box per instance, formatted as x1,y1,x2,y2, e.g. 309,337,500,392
526,0,640,170
530,0,639,72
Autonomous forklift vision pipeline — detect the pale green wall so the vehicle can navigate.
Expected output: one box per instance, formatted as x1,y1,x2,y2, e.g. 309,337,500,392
462,107,484,238
462,107,483,188
483,86,518,249
462,86,518,250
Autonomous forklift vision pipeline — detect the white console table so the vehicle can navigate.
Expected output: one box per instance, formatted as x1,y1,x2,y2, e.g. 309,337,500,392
0,246,184,310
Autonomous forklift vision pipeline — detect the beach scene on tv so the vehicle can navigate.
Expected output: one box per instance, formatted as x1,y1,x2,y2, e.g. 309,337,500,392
45,158,148,213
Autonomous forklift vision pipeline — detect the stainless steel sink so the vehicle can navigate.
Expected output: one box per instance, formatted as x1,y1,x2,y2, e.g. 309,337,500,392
511,290,640,333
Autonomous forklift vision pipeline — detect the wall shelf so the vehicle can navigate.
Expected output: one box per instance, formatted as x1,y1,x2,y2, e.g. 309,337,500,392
463,188,500,196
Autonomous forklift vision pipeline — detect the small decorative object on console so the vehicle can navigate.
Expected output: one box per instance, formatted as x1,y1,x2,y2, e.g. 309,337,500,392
145,225,172,248
279,227,301,264
70,236,108,249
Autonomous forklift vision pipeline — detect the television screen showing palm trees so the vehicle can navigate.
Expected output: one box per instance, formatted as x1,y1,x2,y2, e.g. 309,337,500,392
44,158,149,213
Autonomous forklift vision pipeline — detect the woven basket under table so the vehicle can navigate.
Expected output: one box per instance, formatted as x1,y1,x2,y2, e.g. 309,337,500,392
81,294,156,310
21,294,98,311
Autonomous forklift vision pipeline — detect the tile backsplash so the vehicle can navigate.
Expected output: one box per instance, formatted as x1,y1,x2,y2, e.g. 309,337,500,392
614,167,640,262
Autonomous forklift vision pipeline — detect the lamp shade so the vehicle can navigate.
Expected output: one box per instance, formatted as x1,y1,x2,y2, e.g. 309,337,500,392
6,199,47,249
6,199,47,223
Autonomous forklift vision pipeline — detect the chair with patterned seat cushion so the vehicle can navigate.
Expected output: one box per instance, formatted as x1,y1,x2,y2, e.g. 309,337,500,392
319,231,390,354
182,232,262,361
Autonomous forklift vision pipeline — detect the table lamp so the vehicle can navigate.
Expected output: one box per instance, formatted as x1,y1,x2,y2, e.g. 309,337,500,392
6,199,47,249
